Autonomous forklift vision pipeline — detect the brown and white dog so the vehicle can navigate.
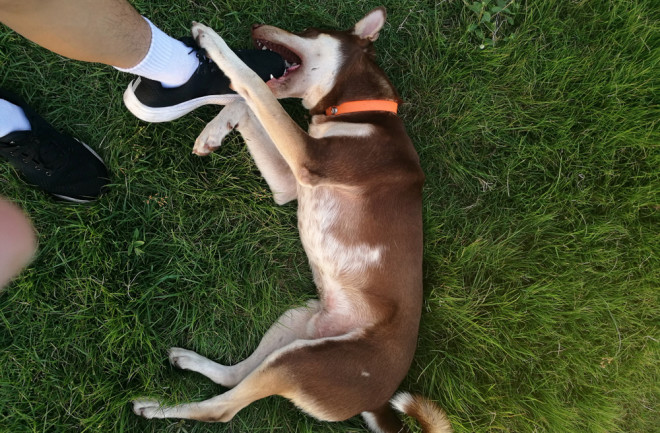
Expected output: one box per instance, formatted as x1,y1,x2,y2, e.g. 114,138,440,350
133,7,452,433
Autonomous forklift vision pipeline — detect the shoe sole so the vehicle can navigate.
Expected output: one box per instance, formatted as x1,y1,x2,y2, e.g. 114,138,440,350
123,78,243,123
52,138,107,204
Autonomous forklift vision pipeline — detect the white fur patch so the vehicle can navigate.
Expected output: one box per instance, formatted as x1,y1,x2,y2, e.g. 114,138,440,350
309,121,375,139
324,234,382,275
361,411,386,433
267,329,364,365
297,34,344,109
390,391,414,413
298,187,383,278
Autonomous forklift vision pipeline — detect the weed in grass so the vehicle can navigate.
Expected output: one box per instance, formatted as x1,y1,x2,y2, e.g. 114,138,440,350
464,0,521,48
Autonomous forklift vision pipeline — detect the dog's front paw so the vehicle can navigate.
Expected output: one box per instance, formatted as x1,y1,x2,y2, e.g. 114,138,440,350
193,121,233,156
191,22,215,52
190,21,235,68
193,102,247,156
132,399,163,419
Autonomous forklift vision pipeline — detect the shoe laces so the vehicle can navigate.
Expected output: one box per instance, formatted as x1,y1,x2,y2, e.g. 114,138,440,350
3,134,66,176
181,37,220,76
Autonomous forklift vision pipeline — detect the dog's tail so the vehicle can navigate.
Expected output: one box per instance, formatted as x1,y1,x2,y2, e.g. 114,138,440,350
363,392,452,433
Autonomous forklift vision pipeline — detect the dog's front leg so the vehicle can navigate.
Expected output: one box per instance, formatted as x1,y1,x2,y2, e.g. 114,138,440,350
191,23,313,183
194,100,297,204
193,101,248,156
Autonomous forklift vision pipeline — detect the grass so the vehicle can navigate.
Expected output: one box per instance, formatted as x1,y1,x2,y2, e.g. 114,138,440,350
0,0,658,432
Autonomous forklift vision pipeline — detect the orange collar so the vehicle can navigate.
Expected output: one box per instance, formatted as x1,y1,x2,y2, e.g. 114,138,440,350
325,100,399,116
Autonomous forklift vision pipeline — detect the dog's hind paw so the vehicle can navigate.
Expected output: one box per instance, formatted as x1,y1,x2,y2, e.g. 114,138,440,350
168,347,205,370
132,399,163,419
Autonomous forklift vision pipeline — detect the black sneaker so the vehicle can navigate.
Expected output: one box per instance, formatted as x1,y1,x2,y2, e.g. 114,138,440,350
123,37,286,123
0,90,110,203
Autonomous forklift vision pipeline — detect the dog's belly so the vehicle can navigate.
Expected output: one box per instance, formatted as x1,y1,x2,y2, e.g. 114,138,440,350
297,185,383,336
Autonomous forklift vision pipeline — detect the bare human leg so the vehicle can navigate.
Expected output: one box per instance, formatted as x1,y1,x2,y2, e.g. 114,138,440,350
0,0,149,68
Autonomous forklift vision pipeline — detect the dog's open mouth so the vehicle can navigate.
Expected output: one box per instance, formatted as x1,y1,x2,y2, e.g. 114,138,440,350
254,39,302,85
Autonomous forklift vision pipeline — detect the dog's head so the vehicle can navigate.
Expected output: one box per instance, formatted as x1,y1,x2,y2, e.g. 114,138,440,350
252,7,393,111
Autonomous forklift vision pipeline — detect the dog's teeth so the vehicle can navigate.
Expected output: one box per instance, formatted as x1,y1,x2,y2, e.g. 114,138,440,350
262,46,268,50
284,60,292,68
270,74,275,79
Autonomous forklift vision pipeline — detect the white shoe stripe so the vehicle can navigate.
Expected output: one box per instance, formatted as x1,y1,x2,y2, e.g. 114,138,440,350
123,80,243,123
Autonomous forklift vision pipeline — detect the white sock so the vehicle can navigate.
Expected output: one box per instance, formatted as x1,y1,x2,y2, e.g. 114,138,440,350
0,99,31,138
114,17,199,88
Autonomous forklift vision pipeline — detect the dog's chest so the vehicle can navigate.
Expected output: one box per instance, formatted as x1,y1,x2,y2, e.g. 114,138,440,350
297,186,382,285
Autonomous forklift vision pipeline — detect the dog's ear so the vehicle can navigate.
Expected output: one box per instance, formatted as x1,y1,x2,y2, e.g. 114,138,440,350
353,7,386,41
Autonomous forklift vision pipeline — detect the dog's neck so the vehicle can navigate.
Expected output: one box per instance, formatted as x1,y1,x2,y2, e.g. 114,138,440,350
324,99,398,116
307,53,400,117
310,87,400,118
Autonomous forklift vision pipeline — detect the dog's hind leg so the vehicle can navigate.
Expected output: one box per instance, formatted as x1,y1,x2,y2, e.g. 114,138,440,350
168,300,320,388
135,329,346,423
192,101,246,156
133,303,324,422
194,100,297,204
133,364,286,422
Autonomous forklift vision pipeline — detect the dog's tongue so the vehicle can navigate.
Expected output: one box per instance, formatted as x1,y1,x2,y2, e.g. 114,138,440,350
236,49,286,82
